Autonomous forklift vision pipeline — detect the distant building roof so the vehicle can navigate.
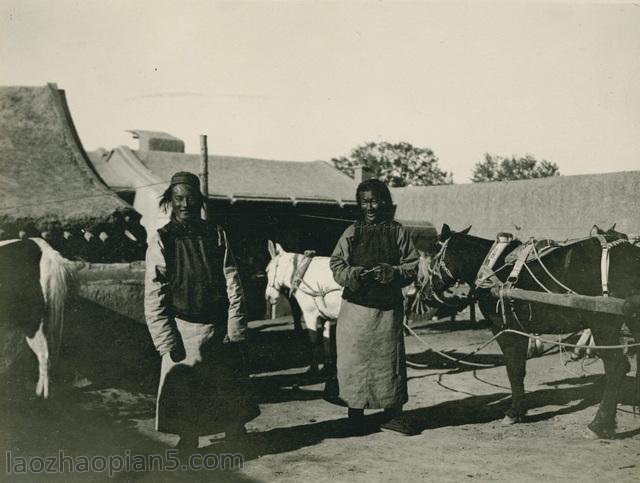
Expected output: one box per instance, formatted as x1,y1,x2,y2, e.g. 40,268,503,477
392,171,640,240
90,145,358,206
87,149,135,191
126,130,185,153
137,150,357,205
0,84,131,230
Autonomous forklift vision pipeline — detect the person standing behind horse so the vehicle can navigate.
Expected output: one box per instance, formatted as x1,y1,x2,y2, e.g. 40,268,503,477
144,171,259,451
329,178,420,435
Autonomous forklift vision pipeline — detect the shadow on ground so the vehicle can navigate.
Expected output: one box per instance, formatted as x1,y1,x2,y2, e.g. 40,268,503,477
3,368,639,481
204,374,640,463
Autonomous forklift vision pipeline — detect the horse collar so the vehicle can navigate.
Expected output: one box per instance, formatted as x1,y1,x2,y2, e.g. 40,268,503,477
290,253,314,296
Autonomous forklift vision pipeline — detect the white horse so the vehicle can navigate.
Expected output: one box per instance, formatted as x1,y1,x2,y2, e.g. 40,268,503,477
0,237,73,398
265,241,342,374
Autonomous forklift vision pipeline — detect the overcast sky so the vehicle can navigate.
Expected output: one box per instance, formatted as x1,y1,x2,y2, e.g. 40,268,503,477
1,1,638,183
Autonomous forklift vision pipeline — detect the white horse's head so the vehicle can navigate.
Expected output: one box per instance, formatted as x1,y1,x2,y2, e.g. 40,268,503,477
265,240,296,306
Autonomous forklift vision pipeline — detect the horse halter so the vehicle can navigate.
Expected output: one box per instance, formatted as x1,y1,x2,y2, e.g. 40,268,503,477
429,238,456,285
268,257,281,292
267,253,299,295
424,237,462,308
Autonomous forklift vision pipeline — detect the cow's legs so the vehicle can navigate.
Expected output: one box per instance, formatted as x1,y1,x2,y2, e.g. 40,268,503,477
588,324,626,438
25,322,50,398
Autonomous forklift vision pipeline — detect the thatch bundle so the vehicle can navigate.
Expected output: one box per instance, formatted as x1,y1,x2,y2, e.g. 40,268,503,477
0,84,131,236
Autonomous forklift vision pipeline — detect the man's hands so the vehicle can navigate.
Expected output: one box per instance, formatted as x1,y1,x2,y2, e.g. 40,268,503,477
169,344,186,363
360,263,395,284
169,335,186,363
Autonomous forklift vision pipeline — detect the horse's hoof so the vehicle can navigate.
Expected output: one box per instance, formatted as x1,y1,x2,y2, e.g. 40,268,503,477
304,366,319,377
35,380,48,399
502,412,525,425
319,365,337,379
501,415,517,425
587,422,615,439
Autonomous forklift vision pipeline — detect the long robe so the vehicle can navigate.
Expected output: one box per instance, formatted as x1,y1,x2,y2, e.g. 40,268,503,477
144,222,259,435
330,221,419,409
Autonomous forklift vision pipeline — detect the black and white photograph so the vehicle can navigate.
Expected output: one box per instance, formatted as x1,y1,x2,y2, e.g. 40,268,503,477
1,1,639,481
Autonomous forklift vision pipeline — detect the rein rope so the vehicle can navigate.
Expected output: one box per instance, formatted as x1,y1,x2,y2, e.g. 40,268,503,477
404,321,640,371
419,238,464,310
405,232,640,371
270,252,341,320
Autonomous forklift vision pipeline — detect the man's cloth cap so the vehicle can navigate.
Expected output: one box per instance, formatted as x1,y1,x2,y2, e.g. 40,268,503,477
170,171,200,189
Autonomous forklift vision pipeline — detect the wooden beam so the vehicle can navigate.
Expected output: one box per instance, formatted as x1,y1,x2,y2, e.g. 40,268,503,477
490,286,627,316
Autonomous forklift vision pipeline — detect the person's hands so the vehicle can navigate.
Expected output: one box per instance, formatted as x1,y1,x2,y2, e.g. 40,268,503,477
169,343,186,363
223,334,248,363
375,263,395,284
360,264,395,284
359,266,378,281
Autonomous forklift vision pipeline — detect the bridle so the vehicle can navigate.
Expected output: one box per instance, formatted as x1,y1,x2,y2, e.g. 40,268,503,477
267,253,297,294
422,237,464,309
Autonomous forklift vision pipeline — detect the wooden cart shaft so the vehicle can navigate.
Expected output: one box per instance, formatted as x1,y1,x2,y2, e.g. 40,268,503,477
489,286,628,316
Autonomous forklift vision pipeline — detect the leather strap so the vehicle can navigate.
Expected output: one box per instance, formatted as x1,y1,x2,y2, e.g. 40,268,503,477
476,232,513,288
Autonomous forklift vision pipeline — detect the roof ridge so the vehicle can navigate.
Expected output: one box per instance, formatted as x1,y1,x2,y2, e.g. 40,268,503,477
50,84,129,207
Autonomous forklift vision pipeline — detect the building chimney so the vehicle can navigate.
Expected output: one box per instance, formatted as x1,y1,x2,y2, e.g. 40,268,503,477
353,165,373,184
127,130,185,153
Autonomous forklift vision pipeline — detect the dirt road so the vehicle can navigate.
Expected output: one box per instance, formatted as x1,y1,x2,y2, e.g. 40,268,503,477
2,313,639,482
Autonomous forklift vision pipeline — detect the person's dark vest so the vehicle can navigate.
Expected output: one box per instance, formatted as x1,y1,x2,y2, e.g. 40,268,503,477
158,219,229,326
342,220,403,310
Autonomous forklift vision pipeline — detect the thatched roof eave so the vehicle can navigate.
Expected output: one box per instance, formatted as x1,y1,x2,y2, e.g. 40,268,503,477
0,83,132,232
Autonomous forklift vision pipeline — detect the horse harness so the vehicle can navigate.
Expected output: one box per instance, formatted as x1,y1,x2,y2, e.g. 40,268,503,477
475,233,633,328
476,234,631,294
595,235,629,297
271,251,342,320
385,232,630,320
424,237,463,309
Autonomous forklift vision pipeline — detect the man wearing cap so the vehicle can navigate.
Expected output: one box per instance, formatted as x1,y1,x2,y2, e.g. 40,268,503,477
144,171,259,451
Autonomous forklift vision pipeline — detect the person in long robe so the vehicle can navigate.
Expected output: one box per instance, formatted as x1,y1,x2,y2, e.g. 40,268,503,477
330,178,419,435
144,171,259,451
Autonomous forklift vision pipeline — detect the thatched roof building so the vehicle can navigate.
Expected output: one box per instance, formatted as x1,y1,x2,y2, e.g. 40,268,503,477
0,84,131,234
88,135,358,238
89,135,363,318
90,145,357,206
138,150,357,205
392,171,640,241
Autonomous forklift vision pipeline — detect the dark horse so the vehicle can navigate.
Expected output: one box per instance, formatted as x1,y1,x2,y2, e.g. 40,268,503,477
418,224,640,438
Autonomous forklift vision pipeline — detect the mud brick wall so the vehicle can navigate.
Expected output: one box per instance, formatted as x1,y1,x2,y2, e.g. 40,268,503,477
73,261,146,324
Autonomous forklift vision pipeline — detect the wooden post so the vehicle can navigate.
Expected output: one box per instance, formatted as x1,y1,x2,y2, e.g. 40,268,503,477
200,135,209,220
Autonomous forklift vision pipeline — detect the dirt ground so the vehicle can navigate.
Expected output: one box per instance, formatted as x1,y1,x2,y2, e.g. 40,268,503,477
2,310,639,482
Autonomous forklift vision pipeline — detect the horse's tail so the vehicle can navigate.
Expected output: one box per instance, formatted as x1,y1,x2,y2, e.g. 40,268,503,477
30,238,74,359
